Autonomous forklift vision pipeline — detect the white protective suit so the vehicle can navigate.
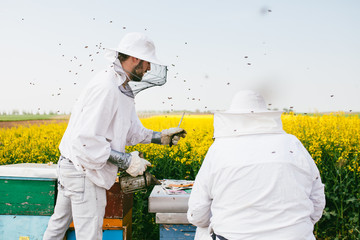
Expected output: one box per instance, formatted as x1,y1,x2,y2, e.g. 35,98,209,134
187,91,325,240
43,60,153,240
59,59,153,190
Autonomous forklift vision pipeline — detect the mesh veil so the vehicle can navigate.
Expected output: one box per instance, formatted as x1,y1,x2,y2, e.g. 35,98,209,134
105,48,168,98
121,62,167,97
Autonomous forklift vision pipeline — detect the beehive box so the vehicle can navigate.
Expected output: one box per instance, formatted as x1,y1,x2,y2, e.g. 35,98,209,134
0,163,57,216
0,215,51,240
105,181,133,218
66,228,126,240
148,185,189,213
149,185,197,240
160,224,196,240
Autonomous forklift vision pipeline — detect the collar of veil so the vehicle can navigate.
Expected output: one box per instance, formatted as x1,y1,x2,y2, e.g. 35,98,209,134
213,111,285,138
112,59,135,98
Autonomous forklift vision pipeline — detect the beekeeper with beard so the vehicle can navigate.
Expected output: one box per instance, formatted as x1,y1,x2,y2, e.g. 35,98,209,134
187,90,325,240
43,32,186,240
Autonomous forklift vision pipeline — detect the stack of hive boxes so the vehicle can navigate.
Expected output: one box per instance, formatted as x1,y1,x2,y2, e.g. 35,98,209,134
148,185,196,239
0,163,58,240
66,178,133,240
0,163,133,240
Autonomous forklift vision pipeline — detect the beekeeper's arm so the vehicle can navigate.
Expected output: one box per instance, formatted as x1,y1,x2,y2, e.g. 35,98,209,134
125,110,186,146
125,109,154,145
106,109,155,176
187,155,213,227
71,86,148,177
297,140,326,224
108,150,151,177
309,167,325,224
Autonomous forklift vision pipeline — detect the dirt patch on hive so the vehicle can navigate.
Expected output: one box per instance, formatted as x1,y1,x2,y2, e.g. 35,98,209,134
0,119,69,129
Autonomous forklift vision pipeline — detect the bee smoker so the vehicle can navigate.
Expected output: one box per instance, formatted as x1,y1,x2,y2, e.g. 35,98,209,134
119,171,161,194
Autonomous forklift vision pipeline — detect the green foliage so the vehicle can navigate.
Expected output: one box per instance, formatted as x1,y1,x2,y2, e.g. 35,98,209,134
0,114,55,121
314,153,360,239
132,190,159,240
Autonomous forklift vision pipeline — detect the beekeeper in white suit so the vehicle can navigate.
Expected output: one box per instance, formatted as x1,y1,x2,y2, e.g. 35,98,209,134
43,32,186,240
187,90,325,240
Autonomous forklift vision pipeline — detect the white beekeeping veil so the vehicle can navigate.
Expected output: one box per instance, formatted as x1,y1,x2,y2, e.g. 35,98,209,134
213,90,285,138
105,32,167,97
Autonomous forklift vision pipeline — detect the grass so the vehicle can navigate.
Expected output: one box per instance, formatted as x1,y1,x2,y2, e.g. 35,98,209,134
0,114,69,121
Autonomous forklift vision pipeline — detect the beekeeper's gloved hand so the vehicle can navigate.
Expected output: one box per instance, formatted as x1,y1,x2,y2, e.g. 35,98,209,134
108,150,151,177
151,128,187,146
126,151,151,177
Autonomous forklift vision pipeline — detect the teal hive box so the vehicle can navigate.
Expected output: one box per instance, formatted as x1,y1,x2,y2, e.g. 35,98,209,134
0,163,58,216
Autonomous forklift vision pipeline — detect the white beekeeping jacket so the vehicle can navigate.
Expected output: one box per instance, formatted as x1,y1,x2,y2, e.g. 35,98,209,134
187,112,325,240
59,61,153,190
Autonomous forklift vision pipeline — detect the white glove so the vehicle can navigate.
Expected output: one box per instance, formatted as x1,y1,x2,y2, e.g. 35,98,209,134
161,127,187,146
126,151,151,177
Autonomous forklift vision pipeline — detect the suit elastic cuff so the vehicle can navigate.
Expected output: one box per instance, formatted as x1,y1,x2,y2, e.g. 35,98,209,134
151,131,162,144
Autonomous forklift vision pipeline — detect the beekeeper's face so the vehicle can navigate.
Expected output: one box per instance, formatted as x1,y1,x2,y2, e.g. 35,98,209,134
131,60,151,82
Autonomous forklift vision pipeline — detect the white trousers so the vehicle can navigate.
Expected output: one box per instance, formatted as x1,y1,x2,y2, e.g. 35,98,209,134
195,227,213,240
43,157,107,240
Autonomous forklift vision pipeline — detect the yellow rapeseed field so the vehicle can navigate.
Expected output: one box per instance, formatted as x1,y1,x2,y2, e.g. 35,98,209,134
282,113,360,172
1,113,359,239
0,123,67,165
0,113,359,173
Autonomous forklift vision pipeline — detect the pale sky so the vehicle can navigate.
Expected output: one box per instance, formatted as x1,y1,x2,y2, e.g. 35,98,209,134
1,0,359,114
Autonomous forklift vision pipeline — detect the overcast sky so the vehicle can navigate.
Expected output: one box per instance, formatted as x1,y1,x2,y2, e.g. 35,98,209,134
1,0,359,114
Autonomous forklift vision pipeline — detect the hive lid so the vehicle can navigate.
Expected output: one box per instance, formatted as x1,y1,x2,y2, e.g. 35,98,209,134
148,185,190,213
0,163,58,179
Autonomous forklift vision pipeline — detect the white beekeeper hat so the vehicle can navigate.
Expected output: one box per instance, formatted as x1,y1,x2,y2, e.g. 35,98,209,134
104,32,168,97
224,90,282,114
213,90,285,138
105,32,165,66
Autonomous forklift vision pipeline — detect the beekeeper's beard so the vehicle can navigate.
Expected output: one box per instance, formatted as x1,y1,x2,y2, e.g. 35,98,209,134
130,60,145,82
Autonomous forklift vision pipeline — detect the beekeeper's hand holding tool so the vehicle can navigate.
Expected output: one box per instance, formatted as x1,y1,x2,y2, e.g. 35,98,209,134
108,150,151,177
161,127,187,146
151,112,187,146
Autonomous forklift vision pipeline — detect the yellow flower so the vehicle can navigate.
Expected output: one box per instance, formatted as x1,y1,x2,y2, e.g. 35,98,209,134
1,113,359,175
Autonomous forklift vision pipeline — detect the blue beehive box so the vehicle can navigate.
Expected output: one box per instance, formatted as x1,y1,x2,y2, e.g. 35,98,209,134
66,229,124,240
0,215,52,240
160,224,196,240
